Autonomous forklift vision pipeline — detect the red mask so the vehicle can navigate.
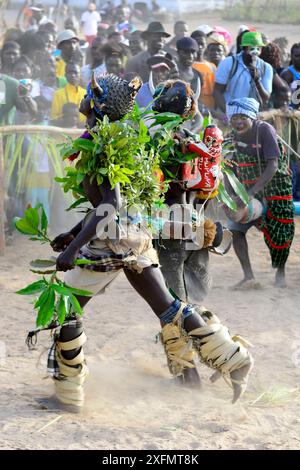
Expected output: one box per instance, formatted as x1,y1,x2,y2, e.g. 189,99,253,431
203,125,223,160
203,125,223,147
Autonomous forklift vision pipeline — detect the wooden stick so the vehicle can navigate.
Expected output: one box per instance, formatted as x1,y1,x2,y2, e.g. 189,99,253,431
0,125,82,137
249,391,266,406
33,415,62,434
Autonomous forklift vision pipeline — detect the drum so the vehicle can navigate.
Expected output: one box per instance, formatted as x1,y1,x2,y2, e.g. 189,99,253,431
224,198,263,224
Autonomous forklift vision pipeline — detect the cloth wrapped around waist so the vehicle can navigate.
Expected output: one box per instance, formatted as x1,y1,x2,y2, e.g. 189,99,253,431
78,210,159,272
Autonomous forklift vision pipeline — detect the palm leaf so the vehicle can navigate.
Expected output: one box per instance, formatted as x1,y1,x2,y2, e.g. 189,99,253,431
5,134,24,187
16,138,34,195
46,139,65,178
217,181,237,210
3,134,14,165
223,168,249,205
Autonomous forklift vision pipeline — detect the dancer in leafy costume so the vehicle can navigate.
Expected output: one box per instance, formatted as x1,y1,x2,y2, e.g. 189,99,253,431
22,74,253,412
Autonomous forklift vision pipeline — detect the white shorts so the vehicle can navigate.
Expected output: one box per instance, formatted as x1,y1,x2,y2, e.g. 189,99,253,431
64,266,121,296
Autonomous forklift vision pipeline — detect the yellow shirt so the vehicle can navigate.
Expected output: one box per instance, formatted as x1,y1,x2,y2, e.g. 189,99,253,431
56,57,66,79
51,83,86,123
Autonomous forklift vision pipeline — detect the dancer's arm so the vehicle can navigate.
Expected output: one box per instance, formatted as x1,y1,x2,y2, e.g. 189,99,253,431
51,221,84,252
56,179,121,271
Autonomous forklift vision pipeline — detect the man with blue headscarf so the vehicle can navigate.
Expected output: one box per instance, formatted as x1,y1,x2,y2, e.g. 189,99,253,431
225,97,294,288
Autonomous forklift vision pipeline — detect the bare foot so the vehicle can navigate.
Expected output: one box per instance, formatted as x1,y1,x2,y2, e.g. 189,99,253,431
230,359,254,404
183,366,202,388
34,396,82,414
210,370,222,383
275,270,287,288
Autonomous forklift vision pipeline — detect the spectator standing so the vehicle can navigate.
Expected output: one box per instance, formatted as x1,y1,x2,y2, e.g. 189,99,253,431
0,42,21,75
206,33,226,67
280,43,300,110
81,37,106,88
55,29,80,79
105,53,124,78
214,32,273,117
64,16,80,36
192,30,216,109
128,30,145,57
29,3,49,27
125,21,170,82
136,55,177,109
35,54,67,123
176,37,202,100
51,61,86,123
25,3,50,32
260,42,287,107
81,2,101,47
12,56,39,118
165,20,189,58
52,102,83,128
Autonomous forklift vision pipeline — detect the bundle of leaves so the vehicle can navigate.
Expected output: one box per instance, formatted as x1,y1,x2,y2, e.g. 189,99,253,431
57,111,168,211
57,104,249,213
144,112,197,172
146,112,249,210
14,206,93,328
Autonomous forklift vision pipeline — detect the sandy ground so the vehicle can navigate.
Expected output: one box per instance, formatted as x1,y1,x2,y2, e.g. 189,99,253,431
0,221,300,450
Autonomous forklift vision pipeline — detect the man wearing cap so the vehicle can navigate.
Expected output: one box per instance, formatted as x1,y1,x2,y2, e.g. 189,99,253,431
81,2,101,47
29,3,49,29
125,21,171,82
55,29,80,79
176,37,202,103
214,32,273,119
136,54,178,109
197,24,214,36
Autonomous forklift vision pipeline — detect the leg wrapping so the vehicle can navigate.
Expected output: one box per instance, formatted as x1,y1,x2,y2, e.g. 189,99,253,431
54,331,89,408
181,305,253,399
189,323,253,375
160,305,197,378
187,313,254,397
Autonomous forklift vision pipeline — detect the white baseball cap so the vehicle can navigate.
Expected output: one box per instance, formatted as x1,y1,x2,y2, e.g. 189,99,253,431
197,24,214,35
57,29,79,46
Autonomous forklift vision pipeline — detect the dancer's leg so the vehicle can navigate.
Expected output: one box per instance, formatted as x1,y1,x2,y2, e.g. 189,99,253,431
125,266,253,401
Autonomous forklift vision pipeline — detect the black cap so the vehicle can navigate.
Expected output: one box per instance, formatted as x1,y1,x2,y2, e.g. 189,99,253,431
141,22,171,40
147,53,175,69
176,36,199,52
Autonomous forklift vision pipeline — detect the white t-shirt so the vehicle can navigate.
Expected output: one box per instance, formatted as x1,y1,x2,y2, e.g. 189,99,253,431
81,10,101,36
81,63,107,88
